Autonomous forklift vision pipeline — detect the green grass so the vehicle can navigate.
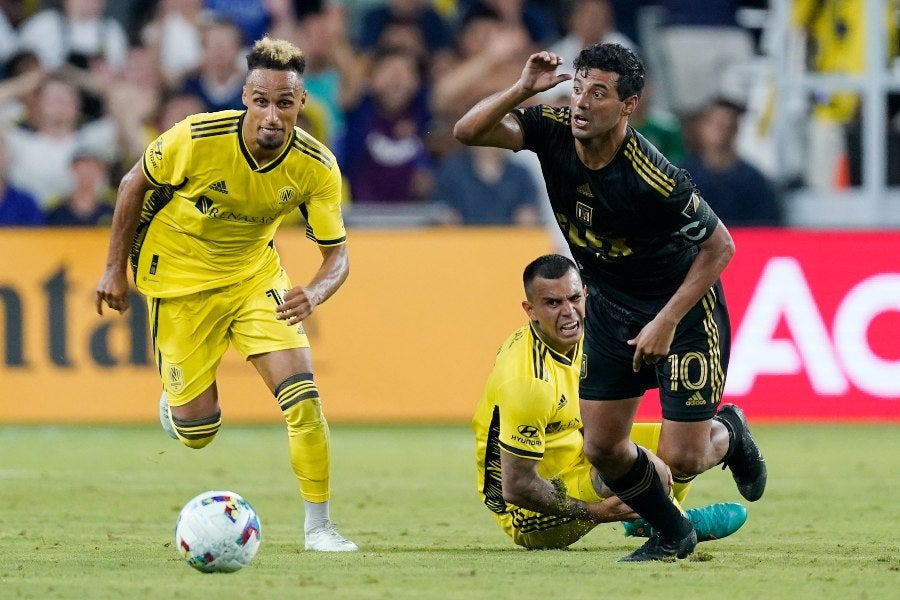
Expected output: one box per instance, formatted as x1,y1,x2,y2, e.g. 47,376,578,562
1,423,897,599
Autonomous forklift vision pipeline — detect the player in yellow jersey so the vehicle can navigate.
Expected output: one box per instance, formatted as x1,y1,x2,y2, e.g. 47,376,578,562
95,37,357,552
473,254,746,549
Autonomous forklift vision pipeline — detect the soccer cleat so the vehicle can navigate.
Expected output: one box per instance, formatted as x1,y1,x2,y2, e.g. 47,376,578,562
304,521,359,552
158,391,178,440
623,502,747,542
715,404,767,501
618,528,698,562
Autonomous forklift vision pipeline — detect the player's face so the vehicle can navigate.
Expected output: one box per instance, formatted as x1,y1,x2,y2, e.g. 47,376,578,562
570,68,636,139
242,68,306,151
523,270,586,355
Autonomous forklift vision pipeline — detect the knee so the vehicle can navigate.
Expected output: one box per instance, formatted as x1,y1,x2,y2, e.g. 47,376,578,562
582,438,631,470
664,452,708,478
171,410,221,449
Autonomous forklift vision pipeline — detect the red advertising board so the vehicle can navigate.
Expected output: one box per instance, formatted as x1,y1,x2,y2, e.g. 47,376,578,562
636,229,900,422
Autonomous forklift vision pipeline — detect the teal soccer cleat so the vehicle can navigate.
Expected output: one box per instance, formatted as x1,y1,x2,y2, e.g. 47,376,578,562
623,502,748,542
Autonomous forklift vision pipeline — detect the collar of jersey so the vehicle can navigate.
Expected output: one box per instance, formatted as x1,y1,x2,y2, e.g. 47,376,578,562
237,112,295,173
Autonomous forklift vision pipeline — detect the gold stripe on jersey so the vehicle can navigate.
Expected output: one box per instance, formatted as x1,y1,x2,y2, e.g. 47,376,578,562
623,137,676,197
292,129,335,169
539,104,571,126
190,115,241,139
701,288,726,403
510,508,576,533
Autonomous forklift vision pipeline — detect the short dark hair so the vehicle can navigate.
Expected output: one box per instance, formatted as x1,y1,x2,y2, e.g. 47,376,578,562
523,254,579,296
573,43,645,100
246,37,306,76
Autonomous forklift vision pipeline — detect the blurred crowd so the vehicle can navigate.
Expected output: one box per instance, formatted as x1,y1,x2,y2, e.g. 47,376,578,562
2,0,853,230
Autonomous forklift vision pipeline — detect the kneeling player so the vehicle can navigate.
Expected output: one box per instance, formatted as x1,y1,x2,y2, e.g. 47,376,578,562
472,254,745,549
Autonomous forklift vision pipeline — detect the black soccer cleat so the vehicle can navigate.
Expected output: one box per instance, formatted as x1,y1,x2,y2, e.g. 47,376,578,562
618,528,698,562
715,403,767,502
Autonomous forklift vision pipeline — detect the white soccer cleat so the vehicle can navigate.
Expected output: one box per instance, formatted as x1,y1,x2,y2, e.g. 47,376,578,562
304,521,359,552
159,391,178,440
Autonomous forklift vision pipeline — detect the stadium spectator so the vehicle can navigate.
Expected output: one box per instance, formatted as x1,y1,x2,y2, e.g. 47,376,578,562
296,7,366,147
44,146,116,226
458,0,556,46
95,37,358,553
538,0,638,105
179,16,247,112
629,77,686,166
654,0,755,117
0,50,45,128
340,47,433,204
473,253,747,549
103,45,167,170
430,7,535,125
204,0,269,44
139,0,206,88
3,73,116,209
356,0,455,60
0,6,18,69
454,43,767,561
682,97,782,226
429,145,541,225
16,0,129,73
0,130,45,226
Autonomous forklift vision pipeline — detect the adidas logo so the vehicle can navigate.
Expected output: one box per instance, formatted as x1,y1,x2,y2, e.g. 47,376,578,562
209,180,228,194
685,392,707,406
576,184,594,198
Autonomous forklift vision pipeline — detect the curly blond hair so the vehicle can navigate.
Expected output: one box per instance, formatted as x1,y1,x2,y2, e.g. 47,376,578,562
246,37,306,75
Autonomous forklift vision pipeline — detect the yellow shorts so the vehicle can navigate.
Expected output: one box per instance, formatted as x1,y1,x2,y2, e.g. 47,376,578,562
147,264,309,405
494,423,662,549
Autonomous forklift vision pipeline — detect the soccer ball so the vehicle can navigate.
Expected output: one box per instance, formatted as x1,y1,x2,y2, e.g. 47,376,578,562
174,490,262,573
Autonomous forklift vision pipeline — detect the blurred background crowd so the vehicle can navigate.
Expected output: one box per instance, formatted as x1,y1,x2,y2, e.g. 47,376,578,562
0,0,898,230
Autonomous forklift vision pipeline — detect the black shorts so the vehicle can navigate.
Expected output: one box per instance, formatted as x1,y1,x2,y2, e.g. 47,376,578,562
580,280,731,422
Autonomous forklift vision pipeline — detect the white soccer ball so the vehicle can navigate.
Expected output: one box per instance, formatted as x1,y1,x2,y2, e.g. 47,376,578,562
174,490,262,573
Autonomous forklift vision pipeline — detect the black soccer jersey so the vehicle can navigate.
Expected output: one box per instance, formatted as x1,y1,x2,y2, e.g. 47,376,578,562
513,104,720,312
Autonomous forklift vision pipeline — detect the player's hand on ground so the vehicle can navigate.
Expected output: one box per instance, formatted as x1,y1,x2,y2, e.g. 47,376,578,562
518,51,572,94
586,496,638,523
276,286,315,325
627,316,677,372
95,269,130,315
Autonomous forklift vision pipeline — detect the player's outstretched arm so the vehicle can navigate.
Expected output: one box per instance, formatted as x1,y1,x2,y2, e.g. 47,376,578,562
628,221,735,370
96,160,154,315
453,51,572,150
500,451,637,523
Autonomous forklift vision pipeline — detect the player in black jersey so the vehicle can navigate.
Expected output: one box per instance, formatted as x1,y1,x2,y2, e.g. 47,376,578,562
454,43,766,562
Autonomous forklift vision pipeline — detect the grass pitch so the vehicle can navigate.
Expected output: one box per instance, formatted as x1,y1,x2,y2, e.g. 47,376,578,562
1,423,897,600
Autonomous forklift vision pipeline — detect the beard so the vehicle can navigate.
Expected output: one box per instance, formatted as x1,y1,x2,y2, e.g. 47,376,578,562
257,133,284,150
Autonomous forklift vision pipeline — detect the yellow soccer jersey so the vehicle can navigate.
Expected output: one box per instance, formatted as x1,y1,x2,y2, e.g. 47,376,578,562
473,323,584,515
132,110,346,297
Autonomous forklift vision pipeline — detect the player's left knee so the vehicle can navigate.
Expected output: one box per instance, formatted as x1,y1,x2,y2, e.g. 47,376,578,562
275,373,324,429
